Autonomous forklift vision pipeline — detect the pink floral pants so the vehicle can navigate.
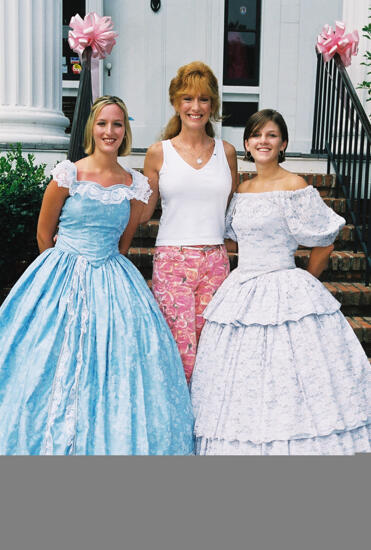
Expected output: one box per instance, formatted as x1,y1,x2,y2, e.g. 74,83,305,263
152,245,230,383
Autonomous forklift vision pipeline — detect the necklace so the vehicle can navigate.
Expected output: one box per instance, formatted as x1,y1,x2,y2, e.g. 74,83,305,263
173,138,214,166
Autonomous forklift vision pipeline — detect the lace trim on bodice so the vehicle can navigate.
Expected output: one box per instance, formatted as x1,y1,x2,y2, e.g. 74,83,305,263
51,159,152,204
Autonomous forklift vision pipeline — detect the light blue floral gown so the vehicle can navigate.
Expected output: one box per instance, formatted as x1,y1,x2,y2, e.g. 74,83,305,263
190,186,371,455
0,160,194,455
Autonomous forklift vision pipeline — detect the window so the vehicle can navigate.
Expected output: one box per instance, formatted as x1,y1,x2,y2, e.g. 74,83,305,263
223,0,261,86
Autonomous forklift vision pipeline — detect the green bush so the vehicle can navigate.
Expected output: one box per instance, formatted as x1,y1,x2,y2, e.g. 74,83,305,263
0,144,49,286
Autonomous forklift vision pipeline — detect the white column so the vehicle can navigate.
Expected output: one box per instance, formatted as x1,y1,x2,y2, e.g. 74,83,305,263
0,0,69,145
342,0,371,116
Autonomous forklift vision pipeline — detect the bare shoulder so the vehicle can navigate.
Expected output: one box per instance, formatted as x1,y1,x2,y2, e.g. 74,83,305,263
144,141,163,170
74,158,88,170
222,140,237,159
282,172,308,191
145,141,163,159
238,174,257,193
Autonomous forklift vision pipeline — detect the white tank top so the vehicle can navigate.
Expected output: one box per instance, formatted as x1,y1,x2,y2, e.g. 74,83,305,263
155,138,232,246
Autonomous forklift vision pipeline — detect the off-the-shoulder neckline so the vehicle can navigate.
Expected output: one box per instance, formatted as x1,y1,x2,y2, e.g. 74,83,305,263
235,185,314,196
60,160,143,189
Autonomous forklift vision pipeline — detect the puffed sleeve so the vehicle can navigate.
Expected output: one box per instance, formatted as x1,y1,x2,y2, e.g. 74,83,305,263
224,193,238,241
50,159,76,189
130,169,152,204
283,185,345,247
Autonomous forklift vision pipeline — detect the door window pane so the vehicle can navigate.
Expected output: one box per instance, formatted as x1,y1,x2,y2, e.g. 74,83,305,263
62,0,86,81
223,0,261,86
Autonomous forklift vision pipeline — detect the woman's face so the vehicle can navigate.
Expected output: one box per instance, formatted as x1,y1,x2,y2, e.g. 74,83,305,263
245,121,287,164
176,91,212,131
92,104,126,154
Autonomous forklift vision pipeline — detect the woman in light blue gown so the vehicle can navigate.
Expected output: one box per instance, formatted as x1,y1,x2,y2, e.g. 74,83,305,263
190,109,371,455
0,95,194,455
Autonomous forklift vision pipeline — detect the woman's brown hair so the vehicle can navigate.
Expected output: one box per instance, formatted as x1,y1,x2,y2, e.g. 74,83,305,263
162,61,221,140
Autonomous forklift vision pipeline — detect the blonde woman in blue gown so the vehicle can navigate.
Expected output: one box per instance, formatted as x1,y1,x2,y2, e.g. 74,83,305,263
0,95,194,455
190,109,371,455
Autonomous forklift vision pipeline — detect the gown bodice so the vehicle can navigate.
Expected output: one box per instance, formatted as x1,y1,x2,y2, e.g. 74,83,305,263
225,186,345,279
51,160,151,267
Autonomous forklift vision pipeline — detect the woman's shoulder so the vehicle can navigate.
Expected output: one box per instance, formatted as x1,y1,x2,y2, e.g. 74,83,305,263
146,141,164,156
282,172,308,191
221,139,236,157
144,141,164,172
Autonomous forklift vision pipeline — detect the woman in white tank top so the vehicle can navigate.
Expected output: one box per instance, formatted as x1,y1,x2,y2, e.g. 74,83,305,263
142,61,237,383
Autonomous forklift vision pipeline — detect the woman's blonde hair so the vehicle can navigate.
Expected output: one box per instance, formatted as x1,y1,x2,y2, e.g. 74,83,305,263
84,95,132,156
162,61,222,140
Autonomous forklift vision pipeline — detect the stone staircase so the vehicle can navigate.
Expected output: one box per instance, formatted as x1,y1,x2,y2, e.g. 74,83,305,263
128,172,371,359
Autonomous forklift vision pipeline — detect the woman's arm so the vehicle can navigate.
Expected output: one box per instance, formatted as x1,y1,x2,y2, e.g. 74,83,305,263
37,180,69,253
140,142,162,224
307,244,334,278
223,140,238,201
119,199,144,255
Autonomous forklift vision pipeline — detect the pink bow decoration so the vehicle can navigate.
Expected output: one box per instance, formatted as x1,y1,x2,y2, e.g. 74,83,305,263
68,12,118,101
316,21,359,67
68,12,118,59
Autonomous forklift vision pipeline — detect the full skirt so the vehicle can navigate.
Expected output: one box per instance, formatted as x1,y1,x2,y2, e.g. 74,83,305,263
0,249,194,455
190,268,371,455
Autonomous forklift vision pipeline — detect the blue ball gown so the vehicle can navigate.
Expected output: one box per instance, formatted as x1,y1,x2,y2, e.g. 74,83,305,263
0,160,194,455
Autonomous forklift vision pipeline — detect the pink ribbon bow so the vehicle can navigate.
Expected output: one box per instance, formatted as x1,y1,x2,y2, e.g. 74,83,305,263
68,12,118,59
68,12,118,101
316,21,359,67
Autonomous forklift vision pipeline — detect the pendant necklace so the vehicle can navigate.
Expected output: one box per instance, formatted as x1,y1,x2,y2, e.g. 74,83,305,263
196,157,203,165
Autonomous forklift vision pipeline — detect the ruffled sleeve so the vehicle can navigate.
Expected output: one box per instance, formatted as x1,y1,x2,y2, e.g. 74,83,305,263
224,193,238,241
129,169,152,204
50,159,76,189
283,185,345,247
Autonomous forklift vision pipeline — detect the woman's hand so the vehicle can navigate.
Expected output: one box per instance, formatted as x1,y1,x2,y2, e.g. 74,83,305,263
224,239,237,253
307,244,334,278
119,199,144,255
37,180,69,253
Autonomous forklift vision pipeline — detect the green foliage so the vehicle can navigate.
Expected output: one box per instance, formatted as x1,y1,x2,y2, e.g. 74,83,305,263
0,144,48,286
358,10,371,110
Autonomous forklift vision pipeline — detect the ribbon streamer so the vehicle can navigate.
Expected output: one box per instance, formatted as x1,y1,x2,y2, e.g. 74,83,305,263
316,20,359,67
68,12,118,101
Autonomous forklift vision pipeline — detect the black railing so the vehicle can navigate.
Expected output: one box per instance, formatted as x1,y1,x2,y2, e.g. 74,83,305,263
312,51,371,285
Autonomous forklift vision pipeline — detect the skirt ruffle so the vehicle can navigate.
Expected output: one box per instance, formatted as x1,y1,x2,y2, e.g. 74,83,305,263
195,423,371,455
203,267,341,326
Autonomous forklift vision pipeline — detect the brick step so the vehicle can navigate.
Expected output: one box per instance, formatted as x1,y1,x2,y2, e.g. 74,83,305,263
127,247,367,282
346,316,371,356
295,249,367,281
149,177,346,221
149,277,371,357
324,282,371,315
132,221,358,250
240,172,338,197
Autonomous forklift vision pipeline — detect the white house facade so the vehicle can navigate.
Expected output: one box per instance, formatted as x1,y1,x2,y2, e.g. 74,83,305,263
0,0,370,166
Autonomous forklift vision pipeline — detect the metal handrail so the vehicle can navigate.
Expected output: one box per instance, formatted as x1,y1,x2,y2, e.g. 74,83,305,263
312,51,371,285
